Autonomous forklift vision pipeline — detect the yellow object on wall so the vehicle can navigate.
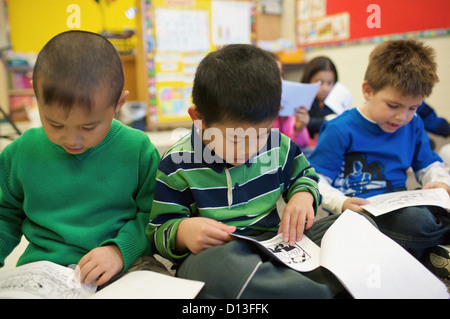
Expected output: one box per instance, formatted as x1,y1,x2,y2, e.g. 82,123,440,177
8,0,136,53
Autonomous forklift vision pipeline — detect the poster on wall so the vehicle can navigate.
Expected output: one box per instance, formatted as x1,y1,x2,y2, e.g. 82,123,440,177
155,9,210,52
152,0,212,122
211,1,252,46
297,0,450,48
154,51,204,122
151,0,253,123
297,0,349,45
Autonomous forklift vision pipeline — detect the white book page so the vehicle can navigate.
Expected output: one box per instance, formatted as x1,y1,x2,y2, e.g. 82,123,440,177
0,261,96,299
361,188,450,217
320,210,449,299
324,81,353,115
0,261,204,299
233,233,321,272
279,80,320,116
90,270,204,299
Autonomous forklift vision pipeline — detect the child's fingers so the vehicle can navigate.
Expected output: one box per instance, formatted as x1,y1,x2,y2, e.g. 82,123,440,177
279,207,315,245
195,219,236,253
207,225,235,244
84,265,104,285
305,210,314,230
293,211,305,245
278,210,290,242
295,207,314,243
279,208,300,245
76,246,123,286
78,261,99,285
95,269,115,287
204,234,233,249
215,220,237,234
343,197,370,213
77,254,95,284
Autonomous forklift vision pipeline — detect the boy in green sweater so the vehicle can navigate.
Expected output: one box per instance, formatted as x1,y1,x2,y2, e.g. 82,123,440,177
0,31,160,287
147,44,344,298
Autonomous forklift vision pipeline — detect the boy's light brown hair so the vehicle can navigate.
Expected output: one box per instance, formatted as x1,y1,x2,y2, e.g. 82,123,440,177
364,39,439,97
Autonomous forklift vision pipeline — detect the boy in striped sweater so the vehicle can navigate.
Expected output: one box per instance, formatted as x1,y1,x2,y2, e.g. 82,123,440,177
147,44,343,298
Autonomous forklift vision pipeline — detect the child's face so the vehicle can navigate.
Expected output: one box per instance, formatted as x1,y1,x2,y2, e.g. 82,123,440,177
38,92,125,154
202,120,273,166
361,82,423,133
310,70,335,101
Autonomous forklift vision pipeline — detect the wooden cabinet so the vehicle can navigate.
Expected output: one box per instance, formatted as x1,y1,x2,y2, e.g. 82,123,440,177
4,64,35,122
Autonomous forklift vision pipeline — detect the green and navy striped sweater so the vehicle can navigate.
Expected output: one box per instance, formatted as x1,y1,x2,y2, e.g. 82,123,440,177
147,127,321,263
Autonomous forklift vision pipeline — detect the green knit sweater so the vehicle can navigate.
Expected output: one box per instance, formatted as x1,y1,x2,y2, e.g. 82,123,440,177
0,119,160,270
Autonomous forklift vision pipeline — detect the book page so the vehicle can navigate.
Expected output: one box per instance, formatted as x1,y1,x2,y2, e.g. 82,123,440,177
320,210,449,299
232,233,321,272
361,188,450,217
324,81,353,115
90,271,204,299
0,261,96,299
279,80,321,116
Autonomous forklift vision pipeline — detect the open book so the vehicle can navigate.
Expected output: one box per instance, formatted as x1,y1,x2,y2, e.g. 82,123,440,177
361,188,450,217
234,210,448,299
0,261,204,299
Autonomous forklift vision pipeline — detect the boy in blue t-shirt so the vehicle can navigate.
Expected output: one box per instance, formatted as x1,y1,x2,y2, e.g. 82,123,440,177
309,40,450,278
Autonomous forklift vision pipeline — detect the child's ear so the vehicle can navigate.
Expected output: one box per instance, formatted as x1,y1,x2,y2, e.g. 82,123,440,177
187,106,205,130
114,90,129,114
362,81,373,100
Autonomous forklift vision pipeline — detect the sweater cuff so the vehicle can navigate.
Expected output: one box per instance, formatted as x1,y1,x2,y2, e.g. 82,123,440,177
154,219,190,264
102,233,149,271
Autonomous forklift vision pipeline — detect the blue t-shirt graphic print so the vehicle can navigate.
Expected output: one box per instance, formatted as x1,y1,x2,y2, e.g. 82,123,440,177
308,108,442,198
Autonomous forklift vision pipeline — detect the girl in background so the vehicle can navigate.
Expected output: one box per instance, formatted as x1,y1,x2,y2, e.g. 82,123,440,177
301,56,338,140
271,53,310,149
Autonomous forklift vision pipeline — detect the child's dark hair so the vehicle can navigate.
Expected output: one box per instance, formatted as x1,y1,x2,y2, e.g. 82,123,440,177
364,39,438,97
192,44,281,125
33,30,124,115
301,56,338,84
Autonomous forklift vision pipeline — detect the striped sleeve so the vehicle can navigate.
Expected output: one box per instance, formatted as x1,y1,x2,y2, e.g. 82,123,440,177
146,136,197,263
280,134,322,212
147,161,194,262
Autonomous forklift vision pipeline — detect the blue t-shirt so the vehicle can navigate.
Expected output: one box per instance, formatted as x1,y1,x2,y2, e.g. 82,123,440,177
308,108,442,198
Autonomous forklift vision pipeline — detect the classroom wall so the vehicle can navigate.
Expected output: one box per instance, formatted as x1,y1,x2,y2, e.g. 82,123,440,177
281,0,450,120
304,38,450,120
8,0,137,53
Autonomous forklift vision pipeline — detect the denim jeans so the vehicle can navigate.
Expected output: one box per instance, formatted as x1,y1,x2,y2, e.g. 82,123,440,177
373,205,450,259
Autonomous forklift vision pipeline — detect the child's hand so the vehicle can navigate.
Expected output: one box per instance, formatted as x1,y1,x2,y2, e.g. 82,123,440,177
77,245,124,286
422,181,450,195
176,217,236,255
293,106,310,132
342,197,370,213
278,191,315,245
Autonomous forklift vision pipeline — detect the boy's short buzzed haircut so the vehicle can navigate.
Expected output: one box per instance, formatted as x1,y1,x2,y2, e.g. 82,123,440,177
192,44,281,126
33,30,124,114
364,39,439,97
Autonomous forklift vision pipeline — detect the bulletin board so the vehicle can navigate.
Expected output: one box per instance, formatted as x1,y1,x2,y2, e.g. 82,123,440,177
145,0,255,123
296,0,450,48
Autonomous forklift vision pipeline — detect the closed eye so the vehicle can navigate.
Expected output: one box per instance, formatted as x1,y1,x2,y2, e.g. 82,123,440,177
81,126,96,131
50,123,63,129
386,103,398,109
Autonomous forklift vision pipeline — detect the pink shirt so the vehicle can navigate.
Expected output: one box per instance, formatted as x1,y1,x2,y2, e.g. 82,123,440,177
273,116,310,149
